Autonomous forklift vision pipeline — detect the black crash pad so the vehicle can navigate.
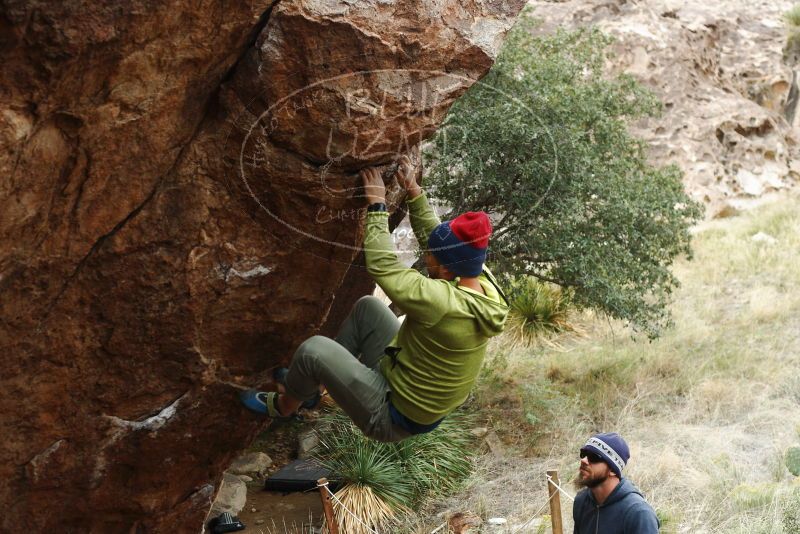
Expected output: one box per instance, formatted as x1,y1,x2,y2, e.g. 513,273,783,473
264,459,339,493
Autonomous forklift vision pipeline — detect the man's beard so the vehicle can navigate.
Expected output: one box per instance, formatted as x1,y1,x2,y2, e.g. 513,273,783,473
574,468,609,489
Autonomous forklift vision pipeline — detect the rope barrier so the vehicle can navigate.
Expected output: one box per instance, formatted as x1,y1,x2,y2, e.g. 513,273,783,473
512,490,557,533
314,472,574,534
511,473,575,532
317,481,381,534
546,474,575,503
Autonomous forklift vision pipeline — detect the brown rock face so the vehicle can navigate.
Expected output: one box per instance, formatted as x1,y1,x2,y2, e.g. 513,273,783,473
0,0,524,531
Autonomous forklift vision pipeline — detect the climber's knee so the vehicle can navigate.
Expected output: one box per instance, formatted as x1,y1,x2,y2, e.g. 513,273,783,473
294,335,329,365
354,295,383,313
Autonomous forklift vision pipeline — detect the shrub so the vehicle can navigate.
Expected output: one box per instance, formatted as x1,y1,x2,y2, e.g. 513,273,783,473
730,483,778,510
314,409,476,531
520,378,570,440
784,6,800,65
784,489,800,534
424,7,704,338
784,5,800,27
785,445,800,476
317,428,415,509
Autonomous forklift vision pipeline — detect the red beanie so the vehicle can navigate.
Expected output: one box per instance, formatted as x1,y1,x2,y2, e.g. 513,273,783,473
450,211,492,249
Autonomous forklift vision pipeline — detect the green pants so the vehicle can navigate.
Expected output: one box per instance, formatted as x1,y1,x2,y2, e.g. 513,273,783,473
284,296,412,442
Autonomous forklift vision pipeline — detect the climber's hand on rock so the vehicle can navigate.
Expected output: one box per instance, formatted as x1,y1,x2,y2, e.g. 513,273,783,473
359,167,386,205
394,155,422,199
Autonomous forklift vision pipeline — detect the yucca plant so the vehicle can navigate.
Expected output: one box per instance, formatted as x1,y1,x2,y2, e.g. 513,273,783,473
393,410,474,498
316,416,415,509
315,410,476,532
317,419,413,534
505,276,575,345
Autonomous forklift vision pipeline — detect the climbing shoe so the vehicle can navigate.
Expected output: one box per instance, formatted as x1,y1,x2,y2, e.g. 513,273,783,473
239,390,289,419
208,511,245,533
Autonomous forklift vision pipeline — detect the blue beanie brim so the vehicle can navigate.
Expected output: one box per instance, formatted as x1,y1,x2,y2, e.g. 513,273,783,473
427,221,487,277
581,433,630,478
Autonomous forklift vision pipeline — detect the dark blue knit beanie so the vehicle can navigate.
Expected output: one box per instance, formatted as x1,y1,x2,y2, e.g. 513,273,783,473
427,211,492,277
580,432,630,478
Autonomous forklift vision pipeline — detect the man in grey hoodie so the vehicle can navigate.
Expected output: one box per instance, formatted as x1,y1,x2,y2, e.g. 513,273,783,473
572,433,660,534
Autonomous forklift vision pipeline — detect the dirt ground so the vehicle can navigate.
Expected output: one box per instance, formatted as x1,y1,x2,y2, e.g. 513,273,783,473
238,408,329,532
238,490,323,533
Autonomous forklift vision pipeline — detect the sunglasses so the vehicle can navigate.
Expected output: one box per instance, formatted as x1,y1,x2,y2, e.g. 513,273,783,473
580,450,605,464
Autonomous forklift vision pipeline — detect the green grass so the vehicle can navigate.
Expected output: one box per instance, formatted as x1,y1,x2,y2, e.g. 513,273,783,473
464,195,800,531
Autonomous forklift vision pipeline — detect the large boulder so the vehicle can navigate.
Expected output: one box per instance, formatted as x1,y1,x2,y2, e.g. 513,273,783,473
0,0,525,531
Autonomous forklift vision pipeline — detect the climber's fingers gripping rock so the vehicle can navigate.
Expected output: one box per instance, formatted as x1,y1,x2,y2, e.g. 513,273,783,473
359,166,386,205
394,155,422,198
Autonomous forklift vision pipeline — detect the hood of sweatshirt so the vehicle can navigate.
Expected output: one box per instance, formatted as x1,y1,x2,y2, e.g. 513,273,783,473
456,268,510,337
588,478,645,507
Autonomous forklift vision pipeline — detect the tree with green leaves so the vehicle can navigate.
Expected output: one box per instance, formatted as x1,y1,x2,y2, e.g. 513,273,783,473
424,10,704,338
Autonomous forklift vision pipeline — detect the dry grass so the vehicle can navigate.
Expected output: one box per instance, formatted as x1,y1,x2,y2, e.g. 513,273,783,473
785,4,800,27
259,521,315,534
327,484,397,534
420,194,800,532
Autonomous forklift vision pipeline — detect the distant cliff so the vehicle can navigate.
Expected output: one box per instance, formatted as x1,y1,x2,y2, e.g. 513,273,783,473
530,0,800,216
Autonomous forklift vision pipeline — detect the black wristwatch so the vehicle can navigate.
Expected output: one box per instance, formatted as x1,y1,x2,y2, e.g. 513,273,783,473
367,202,387,212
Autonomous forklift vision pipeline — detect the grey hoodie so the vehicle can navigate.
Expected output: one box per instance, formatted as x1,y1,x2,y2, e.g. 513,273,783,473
573,478,660,534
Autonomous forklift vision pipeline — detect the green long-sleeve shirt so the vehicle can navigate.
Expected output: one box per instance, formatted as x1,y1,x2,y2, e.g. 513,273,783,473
363,192,509,424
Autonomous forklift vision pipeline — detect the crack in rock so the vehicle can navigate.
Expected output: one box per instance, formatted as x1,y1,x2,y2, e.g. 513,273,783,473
214,258,274,284
224,264,272,282
103,393,187,432
92,392,190,487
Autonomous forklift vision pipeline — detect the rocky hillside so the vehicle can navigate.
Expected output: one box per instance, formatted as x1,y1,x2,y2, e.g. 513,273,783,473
0,1,525,531
530,0,800,217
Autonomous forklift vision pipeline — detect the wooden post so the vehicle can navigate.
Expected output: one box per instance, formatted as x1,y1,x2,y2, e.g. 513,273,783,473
317,478,339,534
547,470,564,534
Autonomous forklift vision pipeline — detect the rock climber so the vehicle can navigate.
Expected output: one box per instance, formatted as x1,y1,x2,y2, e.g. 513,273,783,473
240,154,509,441
573,432,660,533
